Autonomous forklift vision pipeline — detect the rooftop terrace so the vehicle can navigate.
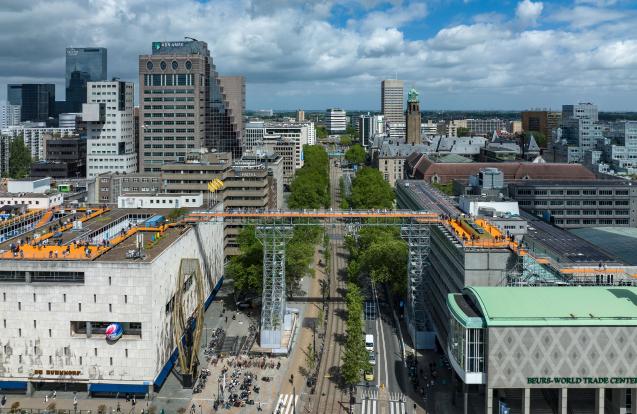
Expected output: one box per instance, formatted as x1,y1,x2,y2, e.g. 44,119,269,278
0,208,184,262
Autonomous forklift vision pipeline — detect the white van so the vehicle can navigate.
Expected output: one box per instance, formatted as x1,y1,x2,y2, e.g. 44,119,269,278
365,334,374,352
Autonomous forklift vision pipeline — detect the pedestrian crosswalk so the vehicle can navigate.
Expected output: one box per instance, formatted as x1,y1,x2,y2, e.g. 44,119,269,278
359,390,405,414
361,389,404,401
275,394,298,414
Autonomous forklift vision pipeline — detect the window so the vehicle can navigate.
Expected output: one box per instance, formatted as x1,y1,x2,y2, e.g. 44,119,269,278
18,328,21,337
78,303,82,312
124,295,128,304
108,276,112,286
18,302,21,311
49,329,52,337
63,294,66,302
33,320,36,328
33,293,36,302
110,357,113,366
79,356,83,365
94,348,97,356
3,319,5,328
125,349,129,358
109,304,112,312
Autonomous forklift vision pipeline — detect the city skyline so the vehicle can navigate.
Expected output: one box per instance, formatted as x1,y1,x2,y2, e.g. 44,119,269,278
0,0,636,110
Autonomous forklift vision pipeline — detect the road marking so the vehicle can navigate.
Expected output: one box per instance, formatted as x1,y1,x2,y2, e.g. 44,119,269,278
275,394,298,414
373,284,389,389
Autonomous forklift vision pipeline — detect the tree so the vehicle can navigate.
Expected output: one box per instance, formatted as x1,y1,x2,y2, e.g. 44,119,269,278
341,282,370,389
349,167,395,209
345,227,408,295
306,343,317,371
345,144,366,165
340,135,352,146
457,127,470,137
288,145,330,209
8,136,32,178
316,125,328,140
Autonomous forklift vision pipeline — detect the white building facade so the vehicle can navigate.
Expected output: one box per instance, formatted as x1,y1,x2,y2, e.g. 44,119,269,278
2,126,76,161
245,122,315,169
0,103,20,130
84,81,137,178
326,108,346,133
0,220,224,395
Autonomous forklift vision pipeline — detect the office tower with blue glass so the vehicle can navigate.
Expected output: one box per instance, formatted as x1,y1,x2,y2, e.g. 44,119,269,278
65,47,107,112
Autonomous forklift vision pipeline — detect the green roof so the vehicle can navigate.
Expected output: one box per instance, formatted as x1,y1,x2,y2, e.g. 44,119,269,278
456,287,637,327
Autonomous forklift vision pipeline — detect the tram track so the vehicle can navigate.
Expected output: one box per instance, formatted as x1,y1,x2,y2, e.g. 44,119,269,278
313,159,349,413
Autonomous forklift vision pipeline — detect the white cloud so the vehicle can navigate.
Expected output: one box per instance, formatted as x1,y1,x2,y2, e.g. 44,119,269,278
515,0,544,27
551,5,627,28
0,0,636,110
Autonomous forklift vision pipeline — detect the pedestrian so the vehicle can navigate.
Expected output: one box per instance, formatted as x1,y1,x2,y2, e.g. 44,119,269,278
53,390,56,399
225,316,228,323
1,395,5,407
45,394,48,404
117,402,121,413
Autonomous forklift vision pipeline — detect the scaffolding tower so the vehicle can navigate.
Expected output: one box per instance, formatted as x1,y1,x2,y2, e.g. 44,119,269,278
400,219,433,349
256,220,293,350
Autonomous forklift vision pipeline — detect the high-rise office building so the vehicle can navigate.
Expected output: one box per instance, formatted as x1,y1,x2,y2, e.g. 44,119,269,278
139,40,210,172
7,84,55,123
561,103,601,151
139,40,242,171
65,48,107,112
212,75,245,157
359,113,384,147
296,110,305,122
406,88,421,144
381,79,404,125
521,110,562,144
83,81,137,177
0,102,21,129
326,108,346,133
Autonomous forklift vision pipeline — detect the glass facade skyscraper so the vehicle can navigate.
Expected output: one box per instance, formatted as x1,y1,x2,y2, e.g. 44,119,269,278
7,84,55,123
65,47,107,112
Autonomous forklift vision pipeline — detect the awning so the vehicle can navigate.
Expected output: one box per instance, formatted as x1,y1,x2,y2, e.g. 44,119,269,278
0,381,27,390
89,383,148,394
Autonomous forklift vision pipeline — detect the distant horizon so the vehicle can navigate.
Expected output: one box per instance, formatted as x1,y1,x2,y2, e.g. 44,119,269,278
247,109,637,114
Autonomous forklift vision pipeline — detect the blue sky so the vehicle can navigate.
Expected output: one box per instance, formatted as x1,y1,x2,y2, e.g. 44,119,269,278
0,0,636,110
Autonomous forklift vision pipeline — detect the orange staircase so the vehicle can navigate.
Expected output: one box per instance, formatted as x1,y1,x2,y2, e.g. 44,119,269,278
35,210,54,228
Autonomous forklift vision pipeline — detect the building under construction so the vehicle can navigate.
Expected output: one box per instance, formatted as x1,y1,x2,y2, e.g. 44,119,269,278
0,206,224,395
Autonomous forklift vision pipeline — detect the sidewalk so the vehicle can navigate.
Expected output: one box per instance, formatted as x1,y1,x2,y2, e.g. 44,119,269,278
279,247,326,405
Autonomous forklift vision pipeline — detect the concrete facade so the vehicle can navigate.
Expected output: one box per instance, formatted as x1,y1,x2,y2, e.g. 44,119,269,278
508,180,637,228
85,81,137,178
381,79,404,125
0,220,224,392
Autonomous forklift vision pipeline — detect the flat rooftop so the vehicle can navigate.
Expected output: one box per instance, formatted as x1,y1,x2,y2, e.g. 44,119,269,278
452,286,637,327
522,211,619,264
570,227,637,266
0,208,187,262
